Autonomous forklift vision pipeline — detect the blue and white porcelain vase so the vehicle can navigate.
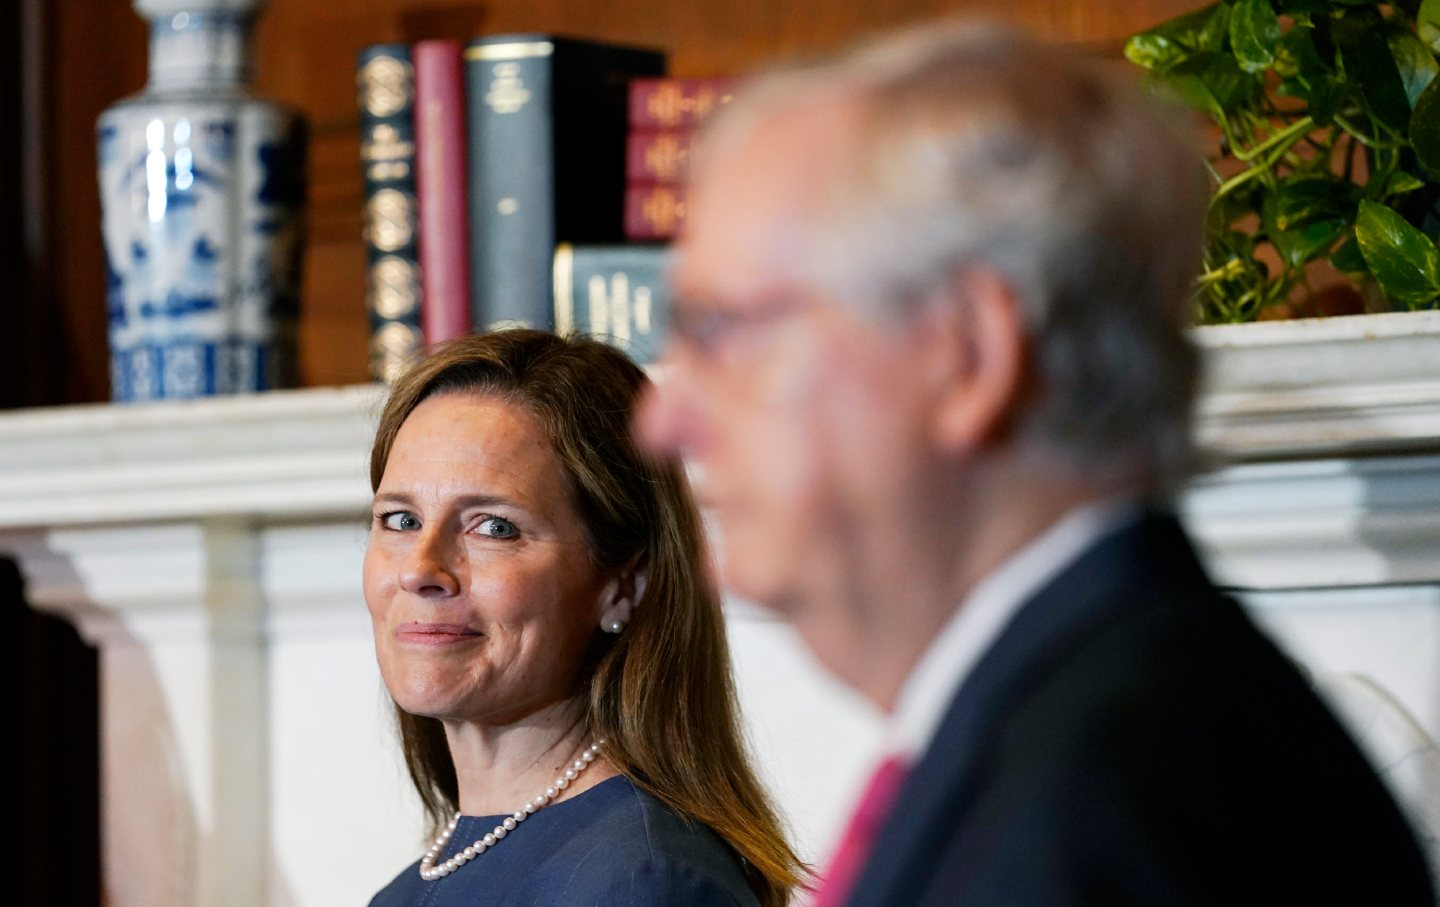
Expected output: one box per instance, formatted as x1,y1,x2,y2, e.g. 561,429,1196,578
98,0,305,402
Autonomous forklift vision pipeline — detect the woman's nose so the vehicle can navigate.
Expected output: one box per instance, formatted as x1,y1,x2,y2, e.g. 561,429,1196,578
398,532,462,598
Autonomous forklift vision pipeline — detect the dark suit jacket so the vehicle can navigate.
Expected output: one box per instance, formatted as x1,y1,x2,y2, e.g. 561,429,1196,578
847,512,1435,906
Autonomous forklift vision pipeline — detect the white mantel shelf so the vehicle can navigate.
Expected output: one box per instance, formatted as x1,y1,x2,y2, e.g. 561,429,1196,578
1,311,1437,533
2,311,1439,907
1184,311,1440,592
1196,308,1440,460
0,383,382,529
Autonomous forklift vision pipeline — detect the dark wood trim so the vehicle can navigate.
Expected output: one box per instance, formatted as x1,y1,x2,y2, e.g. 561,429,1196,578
0,556,102,902
2,0,47,407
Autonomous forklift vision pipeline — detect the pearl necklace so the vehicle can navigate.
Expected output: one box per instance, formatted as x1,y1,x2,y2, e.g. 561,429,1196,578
418,740,606,881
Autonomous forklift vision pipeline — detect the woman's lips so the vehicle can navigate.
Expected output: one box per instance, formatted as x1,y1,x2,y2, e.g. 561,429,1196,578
395,623,484,646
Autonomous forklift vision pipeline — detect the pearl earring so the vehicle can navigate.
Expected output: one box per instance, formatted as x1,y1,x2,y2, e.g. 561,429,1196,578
603,618,626,634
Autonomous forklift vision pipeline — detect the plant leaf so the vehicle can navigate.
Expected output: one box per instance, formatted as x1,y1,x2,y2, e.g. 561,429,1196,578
1387,27,1440,108
1262,175,1354,267
1230,0,1283,74
1264,175,1357,231
1273,0,1332,14
1331,235,1371,276
1341,23,1415,133
1277,27,1345,122
1154,52,1262,117
1272,220,1347,266
1275,25,1312,79
1355,200,1440,304
1209,182,1263,232
1199,236,1271,324
1382,170,1427,196
1129,4,1227,68
1411,74,1440,179
1196,4,1232,54
1125,34,1188,72
1422,0,1440,55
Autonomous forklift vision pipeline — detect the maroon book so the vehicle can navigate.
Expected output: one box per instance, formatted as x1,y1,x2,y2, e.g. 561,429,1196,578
626,129,696,184
413,39,471,346
628,77,736,130
624,183,687,240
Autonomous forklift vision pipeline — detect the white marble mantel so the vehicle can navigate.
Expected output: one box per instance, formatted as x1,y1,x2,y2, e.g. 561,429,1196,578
3,311,1440,906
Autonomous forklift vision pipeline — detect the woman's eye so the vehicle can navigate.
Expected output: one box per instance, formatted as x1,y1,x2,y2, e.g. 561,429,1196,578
475,516,519,539
379,511,420,531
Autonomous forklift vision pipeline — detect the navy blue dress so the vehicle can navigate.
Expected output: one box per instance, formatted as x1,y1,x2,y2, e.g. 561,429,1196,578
369,776,760,906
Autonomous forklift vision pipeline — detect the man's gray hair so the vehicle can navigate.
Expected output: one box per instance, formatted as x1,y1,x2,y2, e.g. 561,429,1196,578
704,22,1209,491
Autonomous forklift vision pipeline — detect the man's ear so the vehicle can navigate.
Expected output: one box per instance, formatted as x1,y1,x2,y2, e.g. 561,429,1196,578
925,267,1029,455
598,558,648,634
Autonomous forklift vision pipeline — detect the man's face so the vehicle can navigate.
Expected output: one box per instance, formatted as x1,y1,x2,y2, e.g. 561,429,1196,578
635,102,945,630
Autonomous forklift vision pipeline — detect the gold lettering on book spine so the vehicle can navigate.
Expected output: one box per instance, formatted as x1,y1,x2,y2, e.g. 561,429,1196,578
644,82,735,128
485,62,532,114
641,187,685,235
634,287,653,335
369,256,420,319
361,124,415,161
365,188,416,252
587,275,611,343
610,275,632,344
466,41,554,61
362,123,415,181
604,273,633,344
553,244,575,335
359,55,413,118
367,159,411,181
371,322,423,384
689,86,732,120
646,83,684,128
644,133,688,182
585,272,653,347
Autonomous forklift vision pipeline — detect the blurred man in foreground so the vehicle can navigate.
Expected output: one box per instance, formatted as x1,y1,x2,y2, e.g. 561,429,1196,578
636,21,1435,906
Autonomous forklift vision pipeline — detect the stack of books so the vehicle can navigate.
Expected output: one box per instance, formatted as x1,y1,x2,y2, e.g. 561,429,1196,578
624,76,735,241
551,76,736,366
357,34,738,376
360,35,702,377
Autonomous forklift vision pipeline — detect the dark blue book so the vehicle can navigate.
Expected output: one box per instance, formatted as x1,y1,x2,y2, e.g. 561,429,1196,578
357,43,424,382
465,36,665,331
552,243,671,364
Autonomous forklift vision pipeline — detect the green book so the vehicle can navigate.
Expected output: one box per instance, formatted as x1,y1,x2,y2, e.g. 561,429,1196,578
552,244,671,364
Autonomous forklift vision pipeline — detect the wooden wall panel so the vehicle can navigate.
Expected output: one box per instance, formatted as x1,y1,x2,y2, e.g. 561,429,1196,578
40,0,147,404
42,0,1205,402
4,0,34,409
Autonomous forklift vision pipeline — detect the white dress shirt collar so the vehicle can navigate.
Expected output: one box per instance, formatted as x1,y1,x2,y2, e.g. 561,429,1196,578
887,498,1141,761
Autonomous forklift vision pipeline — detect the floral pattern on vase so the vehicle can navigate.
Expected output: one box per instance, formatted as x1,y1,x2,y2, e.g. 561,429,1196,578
98,4,305,402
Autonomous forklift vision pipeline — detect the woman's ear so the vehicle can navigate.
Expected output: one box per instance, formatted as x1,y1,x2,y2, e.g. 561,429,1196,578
599,559,647,634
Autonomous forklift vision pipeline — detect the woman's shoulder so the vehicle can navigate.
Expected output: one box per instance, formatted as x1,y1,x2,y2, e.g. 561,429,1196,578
367,856,425,907
535,776,760,906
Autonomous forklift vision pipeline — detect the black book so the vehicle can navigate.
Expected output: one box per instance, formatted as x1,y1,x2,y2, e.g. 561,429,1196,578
357,43,424,382
465,35,665,331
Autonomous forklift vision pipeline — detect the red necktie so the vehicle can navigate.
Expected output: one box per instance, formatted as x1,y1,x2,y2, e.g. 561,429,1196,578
812,755,910,907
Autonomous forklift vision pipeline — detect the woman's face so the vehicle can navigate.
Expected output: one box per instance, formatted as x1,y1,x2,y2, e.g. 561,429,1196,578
363,392,613,726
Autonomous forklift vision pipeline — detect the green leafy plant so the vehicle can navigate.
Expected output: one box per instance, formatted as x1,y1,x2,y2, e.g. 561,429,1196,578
1127,0,1440,322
